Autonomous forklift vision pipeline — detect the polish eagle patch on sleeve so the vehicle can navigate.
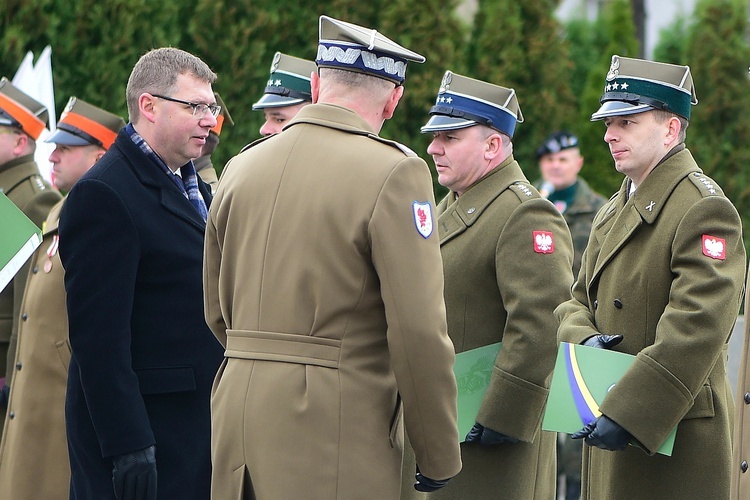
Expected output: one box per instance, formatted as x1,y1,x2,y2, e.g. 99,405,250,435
702,234,726,260
533,230,554,254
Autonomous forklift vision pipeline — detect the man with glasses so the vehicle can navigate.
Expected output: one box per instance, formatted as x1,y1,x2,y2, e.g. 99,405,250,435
0,78,61,438
58,48,224,500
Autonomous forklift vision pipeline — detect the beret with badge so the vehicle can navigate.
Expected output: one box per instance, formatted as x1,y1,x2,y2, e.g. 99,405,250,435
535,131,579,159
0,77,49,140
421,71,524,138
252,53,317,110
591,55,697,121
315,15,425,85
46,97,125,150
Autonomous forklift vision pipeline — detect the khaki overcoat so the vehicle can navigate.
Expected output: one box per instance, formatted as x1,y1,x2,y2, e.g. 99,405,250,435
0,155,60,436
0,198,69,498
556,147,746,499
205,103,462,500
731,280,750,499
403,156,574,500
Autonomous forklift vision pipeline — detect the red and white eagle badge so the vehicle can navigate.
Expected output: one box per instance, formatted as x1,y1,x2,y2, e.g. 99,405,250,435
413,201,433,239
702,234,726,260
533,230,554,254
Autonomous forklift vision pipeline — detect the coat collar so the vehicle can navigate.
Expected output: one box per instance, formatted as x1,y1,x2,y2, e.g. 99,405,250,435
590,146,699,283
111,129,211,232
286,103,377,136
437,155,525,245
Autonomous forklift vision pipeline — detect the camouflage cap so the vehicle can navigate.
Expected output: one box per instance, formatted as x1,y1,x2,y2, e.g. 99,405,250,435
316,15,425,85
46,97,125,149
252,53,316,110
0,77,49,139
421,71,524,137
591,55,697,121
211,92,234,135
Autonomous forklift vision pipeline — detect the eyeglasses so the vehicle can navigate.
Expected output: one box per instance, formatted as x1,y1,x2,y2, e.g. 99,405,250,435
151,94,221,118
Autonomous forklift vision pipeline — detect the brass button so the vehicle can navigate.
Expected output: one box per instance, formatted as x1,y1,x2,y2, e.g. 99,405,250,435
15,363,21,370
21,313,28,321
742,460,749,473
8,411,15,419
32,266,38,274
744,392,750,404
613,299,623,309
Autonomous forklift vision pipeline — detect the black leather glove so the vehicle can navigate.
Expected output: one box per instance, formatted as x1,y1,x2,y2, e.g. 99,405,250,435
582,334,623,350
571,415,631,451
112,445,157,500
0,384,9,408
464,422,520,445
414,466,452,492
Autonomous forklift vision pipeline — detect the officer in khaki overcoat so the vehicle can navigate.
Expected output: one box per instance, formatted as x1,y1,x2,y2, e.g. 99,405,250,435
0,97,124,499
732,289,750,499
0,78,61,435
401,72,574,500
205,15,462,499
251,52,316,137
557,55,746,499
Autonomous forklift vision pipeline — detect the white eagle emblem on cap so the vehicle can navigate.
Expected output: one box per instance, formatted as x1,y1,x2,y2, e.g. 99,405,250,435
439,71,453,93
606,56,620,81
413,201,433,239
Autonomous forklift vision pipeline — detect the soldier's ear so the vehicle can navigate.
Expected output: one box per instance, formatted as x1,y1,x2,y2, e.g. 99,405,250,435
311,71,320,104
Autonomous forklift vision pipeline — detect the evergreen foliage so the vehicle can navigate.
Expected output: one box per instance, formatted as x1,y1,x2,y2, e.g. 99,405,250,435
575,0,640,198
652,14,689,65
685,0,750,250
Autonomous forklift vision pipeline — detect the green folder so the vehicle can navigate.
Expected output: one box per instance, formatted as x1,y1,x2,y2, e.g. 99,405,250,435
453,342,501,442
0,191,42,293
542,342,676,456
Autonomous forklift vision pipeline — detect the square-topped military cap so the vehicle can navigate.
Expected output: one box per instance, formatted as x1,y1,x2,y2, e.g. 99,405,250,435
536,131,579,159
592,55,697,121
316,15,425,85
46,97,125,150
212,92,234,135
252,53,317,110
0,77,49,140
421,71,524,138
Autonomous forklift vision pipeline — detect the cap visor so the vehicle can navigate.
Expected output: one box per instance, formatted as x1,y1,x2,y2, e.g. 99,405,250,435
420,115,477,133
252,93,307,110
45,128,94,146
591,101,654,121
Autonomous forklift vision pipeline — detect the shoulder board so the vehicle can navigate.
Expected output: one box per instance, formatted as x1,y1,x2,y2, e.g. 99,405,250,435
239,134,275,154
508,181,541,201
366,134,418,157
687,171,725,197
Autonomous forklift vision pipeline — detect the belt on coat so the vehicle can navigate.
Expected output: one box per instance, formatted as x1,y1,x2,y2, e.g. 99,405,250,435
225,329,341,368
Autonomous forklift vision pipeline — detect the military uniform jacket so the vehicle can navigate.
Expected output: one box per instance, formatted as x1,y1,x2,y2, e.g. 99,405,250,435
556,147,746,500
0,198,69,499
409,156,573,500
0,155,60,383
731,282,750,499
204,103,461,499
59,130,224,499
563,177,607,276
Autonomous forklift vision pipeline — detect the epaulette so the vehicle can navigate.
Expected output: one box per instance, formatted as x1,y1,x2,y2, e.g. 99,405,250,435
508,181,541,201
366,134,418,157
239,134,275,154
688,171,725,197
31,175,49,193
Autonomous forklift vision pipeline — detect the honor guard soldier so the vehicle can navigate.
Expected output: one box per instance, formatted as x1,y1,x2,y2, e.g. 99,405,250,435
205,15,462,499
402,71,574,500
0,97,124,499
195,91,234,193
251,52,316,136
557,55,745,500
0,78,61,435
